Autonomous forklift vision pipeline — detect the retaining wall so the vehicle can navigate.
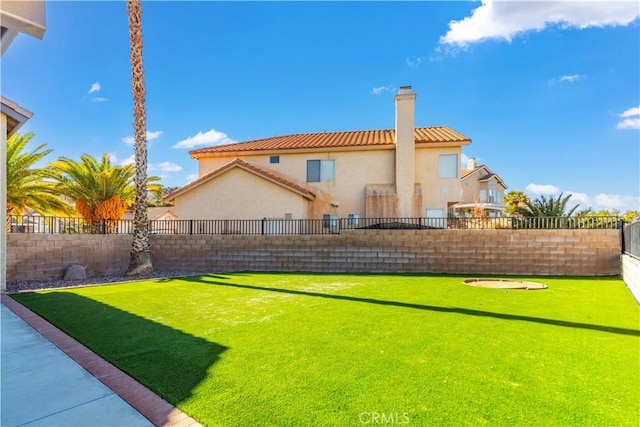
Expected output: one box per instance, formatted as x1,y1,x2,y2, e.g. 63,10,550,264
621,254,640,303
6,229,621,282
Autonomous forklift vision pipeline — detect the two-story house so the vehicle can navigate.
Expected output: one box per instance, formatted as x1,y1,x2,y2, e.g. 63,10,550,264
453,158,508,217
165,86,472,221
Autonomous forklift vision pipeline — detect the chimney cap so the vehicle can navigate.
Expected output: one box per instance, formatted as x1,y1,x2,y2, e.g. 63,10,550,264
398,86,413,94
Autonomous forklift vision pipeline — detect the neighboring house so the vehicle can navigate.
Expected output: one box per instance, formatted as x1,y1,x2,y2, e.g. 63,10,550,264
122,207,177,234
1,0,47,291
165,86,471,221
122,207,178,222
453,158,508,217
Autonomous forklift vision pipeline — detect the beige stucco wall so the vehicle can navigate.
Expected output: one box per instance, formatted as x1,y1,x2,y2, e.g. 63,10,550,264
415,147,462,214
175,167,310,220
195,144,463,220
198,149,396,218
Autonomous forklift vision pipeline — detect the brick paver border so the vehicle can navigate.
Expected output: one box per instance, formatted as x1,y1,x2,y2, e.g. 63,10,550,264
1,294,201,427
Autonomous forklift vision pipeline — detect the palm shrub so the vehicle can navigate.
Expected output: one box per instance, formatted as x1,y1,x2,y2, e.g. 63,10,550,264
44,153,161,233
6,132,73,229
515,193,580,229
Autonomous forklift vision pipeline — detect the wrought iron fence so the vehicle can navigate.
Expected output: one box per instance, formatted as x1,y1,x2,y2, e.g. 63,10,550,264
7,215,623,235
623,221,640,258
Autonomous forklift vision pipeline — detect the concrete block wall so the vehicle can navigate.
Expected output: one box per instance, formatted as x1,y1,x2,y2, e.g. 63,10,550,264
621,254,640,303
6,229,621,282
7,234,132,281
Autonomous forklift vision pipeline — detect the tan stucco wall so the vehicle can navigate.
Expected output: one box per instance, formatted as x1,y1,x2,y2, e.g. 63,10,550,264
175,167,310,220
195,145,463,220
415,147,462,214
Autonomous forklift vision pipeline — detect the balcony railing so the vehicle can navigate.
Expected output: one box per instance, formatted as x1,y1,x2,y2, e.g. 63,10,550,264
6,215,624,235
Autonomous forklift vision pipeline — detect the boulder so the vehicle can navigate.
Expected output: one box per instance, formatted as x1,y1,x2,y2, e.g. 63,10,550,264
63,264,87,281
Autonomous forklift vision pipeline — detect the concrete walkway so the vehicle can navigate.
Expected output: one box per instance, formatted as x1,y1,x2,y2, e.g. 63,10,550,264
1,295,199,427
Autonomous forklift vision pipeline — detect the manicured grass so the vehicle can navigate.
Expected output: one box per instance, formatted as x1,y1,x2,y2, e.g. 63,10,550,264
13,273,640,426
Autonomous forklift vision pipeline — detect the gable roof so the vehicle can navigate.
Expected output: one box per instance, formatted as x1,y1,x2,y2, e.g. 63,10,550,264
189,126,470,158
164,158,316,202
461,165,507,189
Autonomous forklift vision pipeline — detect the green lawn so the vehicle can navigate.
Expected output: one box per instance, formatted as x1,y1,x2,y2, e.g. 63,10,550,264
13,273,640,426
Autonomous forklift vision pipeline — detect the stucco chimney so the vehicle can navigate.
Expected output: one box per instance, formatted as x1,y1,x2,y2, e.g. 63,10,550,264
467,158,477,170
395,86,416,218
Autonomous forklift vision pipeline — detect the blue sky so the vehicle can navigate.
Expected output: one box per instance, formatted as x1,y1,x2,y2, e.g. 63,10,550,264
2,1,639,212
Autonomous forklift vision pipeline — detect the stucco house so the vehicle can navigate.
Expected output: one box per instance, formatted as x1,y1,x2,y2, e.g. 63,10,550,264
453,159,508,217
166,86,472,221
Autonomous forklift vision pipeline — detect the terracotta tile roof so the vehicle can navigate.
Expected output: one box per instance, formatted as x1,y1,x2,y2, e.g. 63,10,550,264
164,158,316,202
189,126,470,158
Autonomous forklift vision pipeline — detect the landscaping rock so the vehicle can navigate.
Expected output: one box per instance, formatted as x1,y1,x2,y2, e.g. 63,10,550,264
63,264,87,281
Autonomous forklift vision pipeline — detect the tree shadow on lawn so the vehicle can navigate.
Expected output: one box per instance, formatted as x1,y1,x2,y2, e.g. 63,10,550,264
11,292,227,411
183,275,640,338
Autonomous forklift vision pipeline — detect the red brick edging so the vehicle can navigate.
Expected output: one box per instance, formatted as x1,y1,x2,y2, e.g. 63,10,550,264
1,294,201,427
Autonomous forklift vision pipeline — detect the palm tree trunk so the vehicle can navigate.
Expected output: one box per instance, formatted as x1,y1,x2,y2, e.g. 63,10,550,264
125,0,152,276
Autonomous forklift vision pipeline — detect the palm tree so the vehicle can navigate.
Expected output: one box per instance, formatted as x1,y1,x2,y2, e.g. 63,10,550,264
44,153,161,233
126,0,152,276
6,132,73,228
503,190,529,215
516,193,580,217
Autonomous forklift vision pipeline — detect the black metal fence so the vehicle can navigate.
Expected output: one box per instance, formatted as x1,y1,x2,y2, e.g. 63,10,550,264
7,215,623,235
623,221,640,258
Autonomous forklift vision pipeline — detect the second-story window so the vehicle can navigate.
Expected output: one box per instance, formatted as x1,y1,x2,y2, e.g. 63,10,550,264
307,159,335,182
270,156,280,164
438,154,458,179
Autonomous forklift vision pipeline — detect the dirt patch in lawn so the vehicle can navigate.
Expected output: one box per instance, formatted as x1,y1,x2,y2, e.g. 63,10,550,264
463,278,548,290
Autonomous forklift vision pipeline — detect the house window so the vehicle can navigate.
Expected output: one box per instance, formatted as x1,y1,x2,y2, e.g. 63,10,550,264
323,213,338,228
347,213,360,227
307,159,335,182
270,156,280,164
438,154,458,179
479,189,487,202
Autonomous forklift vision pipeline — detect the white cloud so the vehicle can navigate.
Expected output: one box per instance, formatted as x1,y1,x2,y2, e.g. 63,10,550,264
566,191,590,206
617,118,640,130
549,74,582,84
371,85,395,95
440,0,640,47
88,82,101,94
121,130,163,145
186,174,198,183
91,97,107,102
149,162,183,172
616,106,640,129
620,106,640,118
525,183,560,195
406,56,423,68
173,129,235,149
593,193,640,211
